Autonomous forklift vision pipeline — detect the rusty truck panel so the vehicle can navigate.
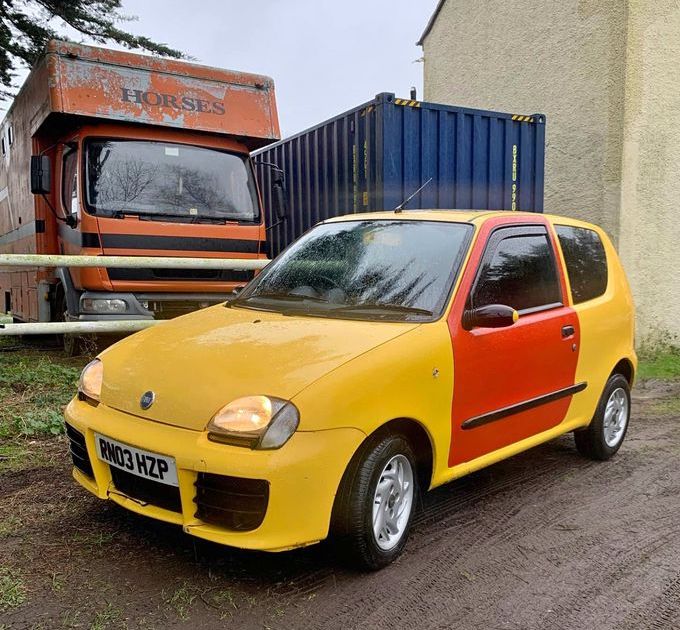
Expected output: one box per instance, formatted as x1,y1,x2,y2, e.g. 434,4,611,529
35,41,280,148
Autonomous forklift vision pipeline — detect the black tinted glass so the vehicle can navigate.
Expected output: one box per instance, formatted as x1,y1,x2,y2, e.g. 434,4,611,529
473,233,561,311
556,226,608,303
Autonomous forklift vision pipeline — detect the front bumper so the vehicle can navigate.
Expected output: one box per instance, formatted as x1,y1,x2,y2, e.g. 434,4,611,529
64,398,365,551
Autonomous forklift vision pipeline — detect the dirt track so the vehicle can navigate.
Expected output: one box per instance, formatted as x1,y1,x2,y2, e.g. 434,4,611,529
1,379,679,629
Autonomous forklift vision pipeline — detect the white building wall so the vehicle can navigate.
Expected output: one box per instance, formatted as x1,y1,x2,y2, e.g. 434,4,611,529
420,0,679,346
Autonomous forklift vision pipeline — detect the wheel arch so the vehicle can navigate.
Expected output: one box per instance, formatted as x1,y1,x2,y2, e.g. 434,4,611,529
611,357,635,386
329,416,435,539
335,417,435,498
54,267,80,318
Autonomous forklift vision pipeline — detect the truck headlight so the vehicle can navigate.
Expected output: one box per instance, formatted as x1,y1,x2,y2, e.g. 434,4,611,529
81,298,128,314
207,396,299,450
78,359,103,403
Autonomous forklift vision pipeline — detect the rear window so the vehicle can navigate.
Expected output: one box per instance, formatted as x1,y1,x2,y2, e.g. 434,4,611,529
556,225,608,304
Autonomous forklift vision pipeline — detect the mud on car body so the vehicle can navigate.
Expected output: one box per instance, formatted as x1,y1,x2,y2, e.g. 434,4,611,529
64,210,636,569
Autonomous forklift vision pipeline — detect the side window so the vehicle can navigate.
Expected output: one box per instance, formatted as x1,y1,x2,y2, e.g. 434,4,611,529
556,225,608,303
62,149,78,216
472,230,562,312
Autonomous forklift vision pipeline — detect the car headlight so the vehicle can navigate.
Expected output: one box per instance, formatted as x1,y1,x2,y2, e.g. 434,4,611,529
207,395,299,450
78,359,103,403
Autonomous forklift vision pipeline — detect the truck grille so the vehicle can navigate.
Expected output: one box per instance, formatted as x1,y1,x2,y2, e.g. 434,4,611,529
65,423,93,478
110,467,182,513
194,473,269,531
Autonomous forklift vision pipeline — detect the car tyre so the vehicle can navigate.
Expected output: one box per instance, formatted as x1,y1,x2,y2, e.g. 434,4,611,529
332,433,418,571
574,373,631,461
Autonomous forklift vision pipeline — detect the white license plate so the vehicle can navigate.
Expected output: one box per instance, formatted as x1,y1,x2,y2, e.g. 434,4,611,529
95,433,178,487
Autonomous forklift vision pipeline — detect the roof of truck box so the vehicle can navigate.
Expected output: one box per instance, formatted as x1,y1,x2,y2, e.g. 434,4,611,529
1,40,280,148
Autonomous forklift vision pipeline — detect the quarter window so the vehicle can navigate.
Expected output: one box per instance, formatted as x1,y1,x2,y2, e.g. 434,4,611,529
472,230,562,312
556,225,608,303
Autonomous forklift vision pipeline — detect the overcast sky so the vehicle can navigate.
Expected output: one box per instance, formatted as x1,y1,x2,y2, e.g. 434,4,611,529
113,0,437,136
3,1,440,135
4,1,439,135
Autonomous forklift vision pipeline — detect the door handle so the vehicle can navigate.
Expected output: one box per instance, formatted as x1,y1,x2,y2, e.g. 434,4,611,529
561,325,575,338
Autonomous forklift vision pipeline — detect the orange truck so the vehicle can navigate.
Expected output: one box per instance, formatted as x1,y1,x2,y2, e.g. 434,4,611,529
0,40,281,347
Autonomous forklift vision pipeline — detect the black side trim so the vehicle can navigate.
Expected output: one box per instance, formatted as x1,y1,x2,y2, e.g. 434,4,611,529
101,233,261,253
107,267,254,282
461,381,588,430
58,225,101,248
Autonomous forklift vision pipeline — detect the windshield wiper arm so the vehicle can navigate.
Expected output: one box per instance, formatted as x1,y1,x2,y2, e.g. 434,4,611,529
238,292,329,303
334,303,433,316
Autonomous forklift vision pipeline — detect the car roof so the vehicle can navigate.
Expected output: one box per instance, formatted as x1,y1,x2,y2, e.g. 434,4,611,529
324,210,601,231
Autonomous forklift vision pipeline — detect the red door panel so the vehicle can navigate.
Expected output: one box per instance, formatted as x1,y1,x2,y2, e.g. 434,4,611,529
447,219,580,467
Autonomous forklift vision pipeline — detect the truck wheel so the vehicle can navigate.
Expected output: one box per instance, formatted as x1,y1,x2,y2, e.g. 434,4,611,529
57,292,85,357
332,433,418,571
574,374,631,461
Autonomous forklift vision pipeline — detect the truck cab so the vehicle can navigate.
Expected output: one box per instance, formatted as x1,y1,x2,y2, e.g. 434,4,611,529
0,40,280,335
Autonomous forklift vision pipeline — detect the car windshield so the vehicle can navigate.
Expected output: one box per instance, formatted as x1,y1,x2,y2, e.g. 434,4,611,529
85,140,260,222
233,219,472,321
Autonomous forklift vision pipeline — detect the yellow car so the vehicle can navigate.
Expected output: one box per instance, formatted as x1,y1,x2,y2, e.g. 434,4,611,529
65,211,636,569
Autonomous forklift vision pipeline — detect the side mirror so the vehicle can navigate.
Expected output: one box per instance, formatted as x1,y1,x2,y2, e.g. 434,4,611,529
462,304,518,331
30,155,51,194
272,176,288,220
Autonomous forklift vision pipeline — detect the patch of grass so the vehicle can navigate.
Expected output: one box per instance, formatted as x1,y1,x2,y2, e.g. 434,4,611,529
0,353,81,438
651,396,680,416
0,567,26,612
162,581,197,621
0,514,22,538
0,443,29,473
90,602,123,630
72,529,118,548
204,588,239,619
638,347,680,380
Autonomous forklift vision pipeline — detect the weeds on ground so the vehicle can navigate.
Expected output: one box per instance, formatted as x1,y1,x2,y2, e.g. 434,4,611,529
162,581,198,621
638,346,680,380
0,353,80,438
0,443,28,473
651,396,680,416
90,602,123,630
0,514,22,538
0,567,26,612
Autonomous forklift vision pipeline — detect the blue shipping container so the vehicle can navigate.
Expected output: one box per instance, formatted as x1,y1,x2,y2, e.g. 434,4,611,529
254,92,545,257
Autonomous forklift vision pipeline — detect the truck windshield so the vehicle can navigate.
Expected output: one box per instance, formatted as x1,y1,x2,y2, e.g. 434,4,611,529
233,220,472,321
85,140,260,222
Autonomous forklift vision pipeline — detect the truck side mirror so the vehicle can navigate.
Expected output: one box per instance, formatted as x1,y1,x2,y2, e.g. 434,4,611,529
30,155,51,194
272,176,288,220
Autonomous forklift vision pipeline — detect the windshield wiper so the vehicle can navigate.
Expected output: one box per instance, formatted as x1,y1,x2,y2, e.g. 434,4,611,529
103,210,242,224
238,292,329,304
334,303,433,316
